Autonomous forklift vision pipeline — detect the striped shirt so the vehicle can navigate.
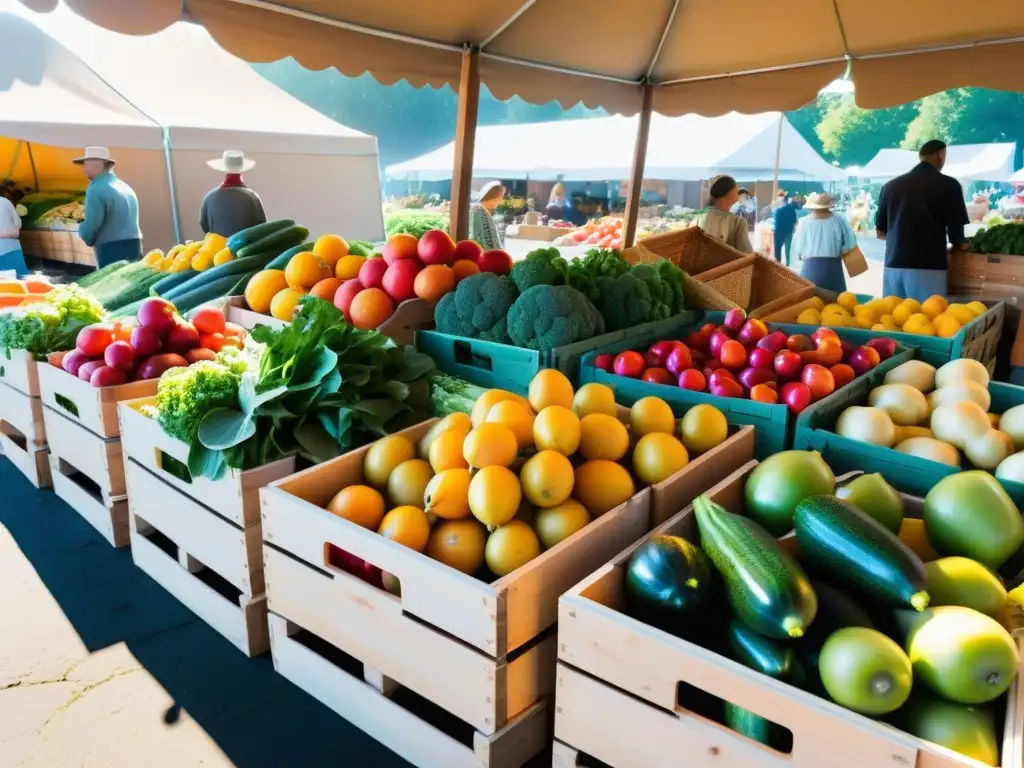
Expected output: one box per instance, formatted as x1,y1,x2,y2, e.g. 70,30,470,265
469,204,503,251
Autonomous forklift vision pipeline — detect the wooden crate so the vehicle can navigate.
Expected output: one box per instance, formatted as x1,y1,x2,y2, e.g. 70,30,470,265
268,613,550,768
43,406,127,547
555,461,1024,768
0,380,45,446
118,398,295,529
949,251,1024,303
0,348,40,397
37,362,156,439
125,457,268,656
0,421,51,489
224,296,288,331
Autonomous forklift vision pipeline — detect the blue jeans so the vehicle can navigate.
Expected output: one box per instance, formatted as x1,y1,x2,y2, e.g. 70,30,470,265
0,247,29,276
93,238,142,269
882,267,947,302
774,232,793,266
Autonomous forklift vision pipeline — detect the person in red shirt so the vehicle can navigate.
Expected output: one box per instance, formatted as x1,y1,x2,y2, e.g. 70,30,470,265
199,150,266,238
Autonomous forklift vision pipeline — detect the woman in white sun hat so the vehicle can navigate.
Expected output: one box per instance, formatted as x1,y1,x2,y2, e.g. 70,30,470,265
791,192,859,293
199,150,266,238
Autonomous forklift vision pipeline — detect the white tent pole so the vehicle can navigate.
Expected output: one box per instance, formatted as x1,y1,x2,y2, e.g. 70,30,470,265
162,129,182,244
772,115,784,198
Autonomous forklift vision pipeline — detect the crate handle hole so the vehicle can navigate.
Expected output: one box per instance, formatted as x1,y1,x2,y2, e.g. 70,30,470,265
322,543,396,594
676,680,794,756
453,340,492,372
155,449,193,485
54,393,80,418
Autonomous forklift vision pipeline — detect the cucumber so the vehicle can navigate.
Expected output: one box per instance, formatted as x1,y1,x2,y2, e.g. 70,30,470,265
226,273,251,297
266,241,315,270
624,535,714,634
724,703,781,749
151,269,199,297
694,495,817,640
168,275,241,313
236,225,308,259
728,620,794,679
164,252,279,300
226,218,294,254
793,495,929,612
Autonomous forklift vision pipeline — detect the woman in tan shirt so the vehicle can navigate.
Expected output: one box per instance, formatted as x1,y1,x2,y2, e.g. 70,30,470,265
698,175,753,253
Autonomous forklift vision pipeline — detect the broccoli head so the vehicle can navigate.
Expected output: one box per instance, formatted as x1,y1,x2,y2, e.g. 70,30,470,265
630,263,672,321
507,285,604,351
509,247,568,292
433,272,518,343
656,259,687,314
565,248,631,301
155,360,242,444
595,272,653,331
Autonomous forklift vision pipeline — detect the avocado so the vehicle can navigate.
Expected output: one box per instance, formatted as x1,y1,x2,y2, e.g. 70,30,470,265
743,450,835,536
896,605,1020,705
834,473,904,534
923,471,1024,571
818,627,912,715
925,557,1007,617
899,694,999,766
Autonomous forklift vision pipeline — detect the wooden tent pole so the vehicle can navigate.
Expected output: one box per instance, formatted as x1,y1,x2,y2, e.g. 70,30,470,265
622,84,654,248
450,47,481,242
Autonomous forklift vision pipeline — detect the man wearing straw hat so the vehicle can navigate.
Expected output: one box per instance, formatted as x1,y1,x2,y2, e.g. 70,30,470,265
75,146,142,269
200,150,267,238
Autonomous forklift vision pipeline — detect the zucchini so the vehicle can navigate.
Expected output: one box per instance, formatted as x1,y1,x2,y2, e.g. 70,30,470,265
728,620,795,679
168,275,241,313
724,703,780,749
226,218,294,254
226,273,251,297
623,535,714,634
163,252,279,300
78,260,128,288
793,495,929,612
266,241,315,270
694,495,817,640
151,269,198,296
237,225,309,259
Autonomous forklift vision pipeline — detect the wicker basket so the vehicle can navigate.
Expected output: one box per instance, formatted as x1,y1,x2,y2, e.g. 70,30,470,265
681,272,740,311
639,226,745,276
696,254,815,315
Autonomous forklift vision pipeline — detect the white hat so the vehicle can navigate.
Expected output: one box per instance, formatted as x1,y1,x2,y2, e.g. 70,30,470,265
73,146,114,165
804,192,834,210
207,150,255,173
474,180,504,202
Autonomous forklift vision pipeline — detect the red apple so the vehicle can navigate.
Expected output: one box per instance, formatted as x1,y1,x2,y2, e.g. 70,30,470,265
709,330,731,359
738,366,778,391
129,325,162,357
723,308,747,332
786,334,814,354
709,370,744,398
689,349,707,368
849,346,881,376
90,365,127,388
103,341,135,372
165,322,201,354
665,344,693,376
840,340,858,362
865,337,897,360
748,347,775,371
738,318,768,346
678,369,707,391
452,240,483,264
136,298,176,335
76,324,114,357
613,351,645,378
594,353,615,372
811,327,839,345
757,331,789,355
773,350,803,379
334,280,364,320
417,229,457,265
642,367,674,385
780,381,813,414
477,249,512,275
358,257,389,290
136,353,188,380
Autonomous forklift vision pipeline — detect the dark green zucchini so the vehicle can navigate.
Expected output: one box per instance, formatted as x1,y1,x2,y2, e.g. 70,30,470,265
725,703,780,748
163,252,280,300
151,269,199,297
694,495,817,640
168,275,240,313
226,218,294,254
728,620,795,679
624,535,714,633
793,496,929,611
266,241,316,270
236,225,309,259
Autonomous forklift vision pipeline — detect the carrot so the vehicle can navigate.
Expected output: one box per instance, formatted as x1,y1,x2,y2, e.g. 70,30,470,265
23,278,53,294
0,281,25,294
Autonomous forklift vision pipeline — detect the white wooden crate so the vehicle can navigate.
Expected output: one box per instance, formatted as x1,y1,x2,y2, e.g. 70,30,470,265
38,362,156,439
0,348,39,396
125,457,268,657
0,423,50,489
0,380,45,445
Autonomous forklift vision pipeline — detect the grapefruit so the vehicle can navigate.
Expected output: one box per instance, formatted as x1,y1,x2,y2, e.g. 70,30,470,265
349,288,394,329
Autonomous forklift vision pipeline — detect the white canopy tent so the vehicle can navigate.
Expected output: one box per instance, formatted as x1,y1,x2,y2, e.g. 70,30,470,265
859,144,1017,182
386,113,846,183
0,0,385,251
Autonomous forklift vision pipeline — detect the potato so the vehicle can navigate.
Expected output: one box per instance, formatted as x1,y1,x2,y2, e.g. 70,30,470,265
934,358,990,390
868,384,930,426
927,381,991,413
883,360,936,393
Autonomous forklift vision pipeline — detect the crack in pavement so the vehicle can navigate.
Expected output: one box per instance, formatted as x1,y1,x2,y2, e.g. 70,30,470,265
38,667,145,732
0,658,85,692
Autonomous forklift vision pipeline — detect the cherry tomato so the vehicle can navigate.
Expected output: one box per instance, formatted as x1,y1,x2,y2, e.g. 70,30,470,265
199,332,225,352
830,363,856,389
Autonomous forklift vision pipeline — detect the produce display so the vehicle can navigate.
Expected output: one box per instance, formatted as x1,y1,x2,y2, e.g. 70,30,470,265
624,453,1020,764
320,369,730,581
593,310,896,413
969,222,1024,256
46,299,245,388
0,276,53,308
17,191,86,230
552,215,624,248
435,247,687,350
790,291,988,337
0,284,105,358
82,260,166,314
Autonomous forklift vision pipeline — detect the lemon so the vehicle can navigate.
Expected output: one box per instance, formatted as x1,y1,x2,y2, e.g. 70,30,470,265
423,468,472,520
533,405,581,456
528,369,574,412
966,301,988,318
837,291,858,310
633,433,689,485
485,521,540,576
945,303,975,325
879,314,898,330
520,450,575,508
630,396,676,437
904,313,936,336
417,413,472,458
573,460,636,517
386,459,434,508
469,466,522,529
892,300,921,327
463,423,519,468
534,499,591,549
820,309,846,327
921,295,948,320
822,302,843,314
364,435,416,488
679,404,729,453
428,429,469,472
932,313,961,339
797,309,821,324
485,399,535,450
807,296,825,311
572,383,617,418
471,389,528,428
579,413,630,461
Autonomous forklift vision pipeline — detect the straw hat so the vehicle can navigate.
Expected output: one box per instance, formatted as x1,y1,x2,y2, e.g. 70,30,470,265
804,192,834,210
72,146,115,165
208,150,255,173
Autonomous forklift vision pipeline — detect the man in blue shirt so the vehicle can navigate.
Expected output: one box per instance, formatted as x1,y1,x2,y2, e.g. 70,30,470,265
772,195,798,267
875,140,969,301
74,146,142,269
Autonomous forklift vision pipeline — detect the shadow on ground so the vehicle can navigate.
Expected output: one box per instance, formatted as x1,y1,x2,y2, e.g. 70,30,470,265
1,459,411,767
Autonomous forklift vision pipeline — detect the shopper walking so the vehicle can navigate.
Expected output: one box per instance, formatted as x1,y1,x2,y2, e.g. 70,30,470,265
200,150,266,238
469,180,505,251
698,175,753,253
0,196,29,276
790,193,858,293
772,195,798,267
75,147,142,268
875,140,970,301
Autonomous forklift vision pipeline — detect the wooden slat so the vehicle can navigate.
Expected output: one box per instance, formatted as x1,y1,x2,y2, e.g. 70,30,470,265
0,383,45,445
622,84,654,249
449,47,481,242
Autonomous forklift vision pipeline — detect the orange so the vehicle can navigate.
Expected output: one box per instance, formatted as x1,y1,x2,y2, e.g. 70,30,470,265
378,506,431,552
417,413,472,458
533,406,581,456
244,269,287,314
573,460,635,517
520,450,574,508
285,251,331,289
631,396,676,437
534,499,590,549
385,233,419,261
335,254,367,281
921,295,948,320
413,265,456,303
463,423,519,468
313,234,349,268
269,287,306,321
932,313,961,339
485,399,535,450
632,432,689,485
471,389,529,427
572,383,617,418
578,413,629,461
484,520,540,576
348,287,394,329
424,468,472,520
386,459,434,508
528,369,574,412
325,484,386,529
427,429,468,472
468,466,522,528
426,519,486,574
309,277,343,301
451,259,481,282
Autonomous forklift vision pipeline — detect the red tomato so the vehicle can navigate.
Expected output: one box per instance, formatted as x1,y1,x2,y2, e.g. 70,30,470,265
192,307,227,335
200,332,225,352
830,363,856,389
76,324,114,357
641,367,674,385
800,364,836,400
678,369,707,391
719,340,748,370
613,351,645,378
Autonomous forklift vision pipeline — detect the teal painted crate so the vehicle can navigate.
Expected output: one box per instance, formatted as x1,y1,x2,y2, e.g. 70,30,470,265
578,320,914,459
795,369,1024,506
417,312,699,394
